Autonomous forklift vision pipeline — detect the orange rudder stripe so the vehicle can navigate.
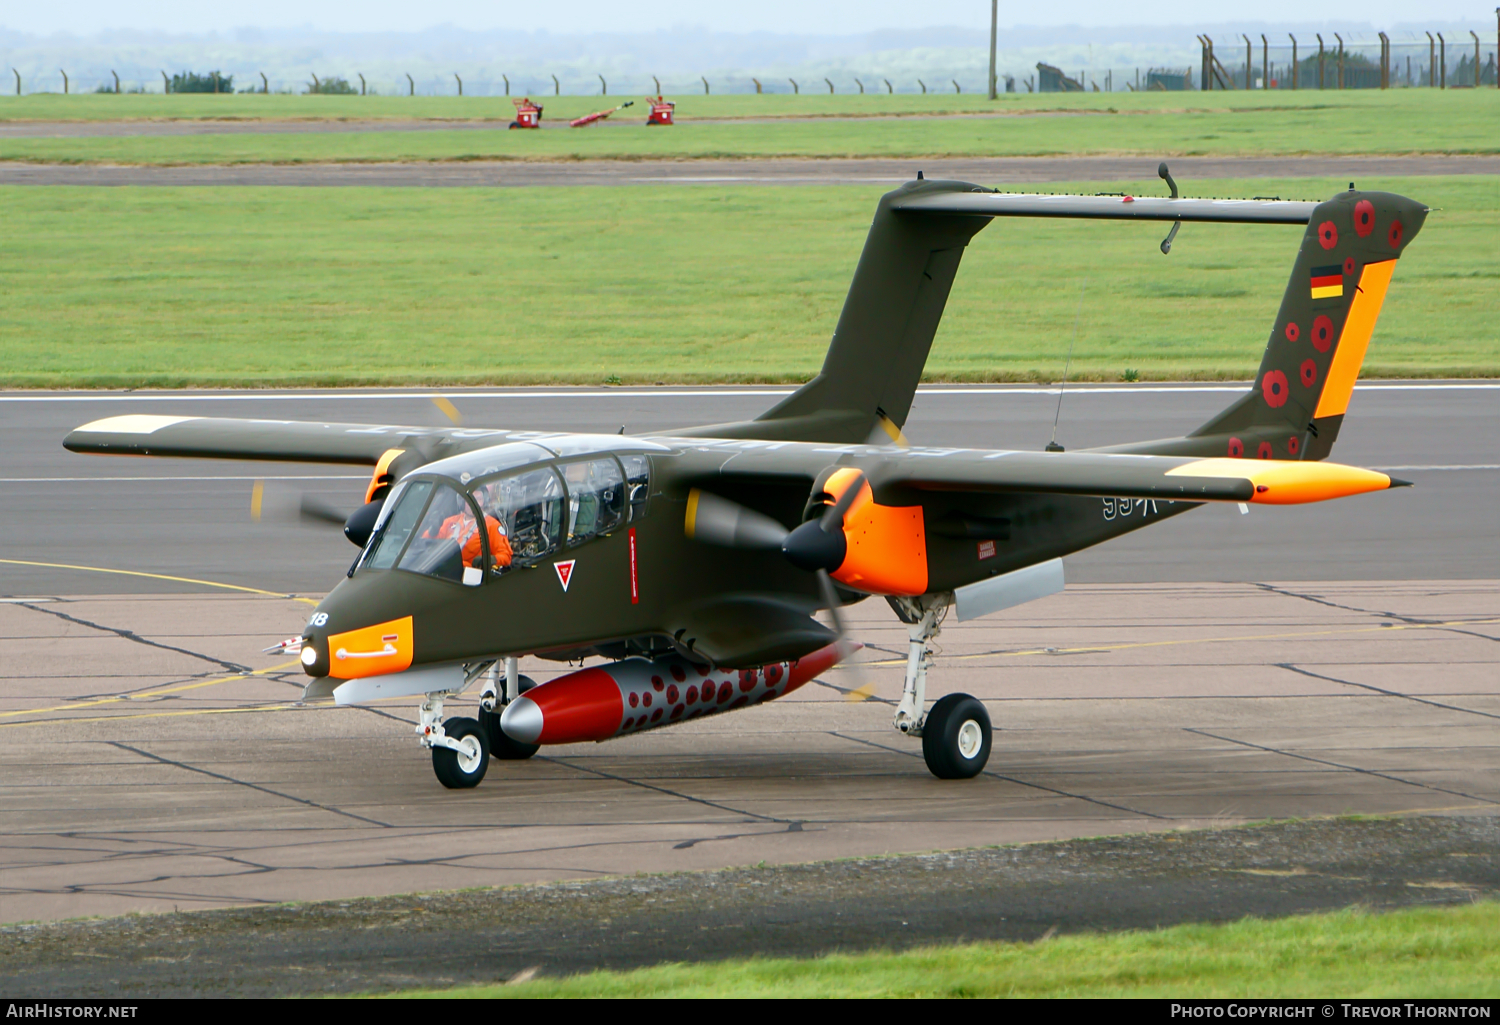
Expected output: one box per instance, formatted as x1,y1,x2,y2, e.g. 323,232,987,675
1315,259,1396,419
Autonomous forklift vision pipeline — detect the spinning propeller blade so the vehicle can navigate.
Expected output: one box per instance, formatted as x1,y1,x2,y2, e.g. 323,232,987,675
686,475,870,686
684,488,790,550
299,495,350,527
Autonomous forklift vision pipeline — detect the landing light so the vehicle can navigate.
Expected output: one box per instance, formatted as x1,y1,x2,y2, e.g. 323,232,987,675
301,646,318,667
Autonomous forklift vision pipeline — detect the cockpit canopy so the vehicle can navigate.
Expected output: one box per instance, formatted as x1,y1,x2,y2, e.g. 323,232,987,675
354,439,657,585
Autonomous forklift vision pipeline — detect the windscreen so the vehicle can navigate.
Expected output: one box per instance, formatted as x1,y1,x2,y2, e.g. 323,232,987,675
360,480,432,571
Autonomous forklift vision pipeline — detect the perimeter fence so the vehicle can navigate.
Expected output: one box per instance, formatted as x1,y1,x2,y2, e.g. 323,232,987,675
3,23,1496,98
1198,31,1498,90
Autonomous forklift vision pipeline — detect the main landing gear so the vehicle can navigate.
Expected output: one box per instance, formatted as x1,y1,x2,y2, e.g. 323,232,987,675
419,657,537,789
890,599,993,780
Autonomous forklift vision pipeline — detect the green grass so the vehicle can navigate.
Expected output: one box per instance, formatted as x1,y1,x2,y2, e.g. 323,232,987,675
388,901,1500,998
1,91,1496,164
2,175,1495,389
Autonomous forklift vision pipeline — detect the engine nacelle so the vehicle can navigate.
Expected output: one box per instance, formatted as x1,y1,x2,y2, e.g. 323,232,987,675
500,642,846,745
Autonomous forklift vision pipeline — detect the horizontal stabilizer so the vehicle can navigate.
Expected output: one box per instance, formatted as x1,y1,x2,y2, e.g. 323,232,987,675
890,190,1317,224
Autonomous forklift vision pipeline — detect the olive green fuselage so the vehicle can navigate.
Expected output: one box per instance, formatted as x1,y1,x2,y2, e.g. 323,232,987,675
302,433,1193,673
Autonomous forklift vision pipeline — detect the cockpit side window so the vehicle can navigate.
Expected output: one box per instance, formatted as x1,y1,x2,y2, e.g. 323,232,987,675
360,480,432,571
474,467,564,574
563,458,625,546
397,483,484,584
620,454,651,519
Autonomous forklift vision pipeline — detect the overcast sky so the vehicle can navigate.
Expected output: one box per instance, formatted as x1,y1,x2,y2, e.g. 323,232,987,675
7,0,1489,35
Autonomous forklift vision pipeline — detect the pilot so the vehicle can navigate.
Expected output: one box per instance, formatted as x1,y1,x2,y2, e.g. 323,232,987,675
436,509,511,571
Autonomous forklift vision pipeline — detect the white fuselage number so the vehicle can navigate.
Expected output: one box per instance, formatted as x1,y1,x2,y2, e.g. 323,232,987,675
1102,497,1160,521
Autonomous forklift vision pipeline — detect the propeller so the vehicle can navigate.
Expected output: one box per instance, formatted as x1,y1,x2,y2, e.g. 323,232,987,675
686,473,870,682
250,481,383,547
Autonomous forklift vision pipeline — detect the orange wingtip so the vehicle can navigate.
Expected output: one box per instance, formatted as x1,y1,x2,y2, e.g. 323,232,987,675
1165,458,1397,505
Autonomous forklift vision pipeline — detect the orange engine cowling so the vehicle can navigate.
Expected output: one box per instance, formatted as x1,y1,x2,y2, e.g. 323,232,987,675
822,467,927,596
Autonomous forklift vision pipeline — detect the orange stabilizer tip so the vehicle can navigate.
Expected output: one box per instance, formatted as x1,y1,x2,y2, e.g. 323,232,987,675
1167,459,1396,505
326,616,414,679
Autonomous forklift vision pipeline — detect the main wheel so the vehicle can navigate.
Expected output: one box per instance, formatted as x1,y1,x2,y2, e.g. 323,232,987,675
921,693,992,779
432,717,490,789
480,675,540,761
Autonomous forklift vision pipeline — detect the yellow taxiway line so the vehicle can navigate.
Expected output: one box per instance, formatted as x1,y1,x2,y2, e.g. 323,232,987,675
0,558,319,605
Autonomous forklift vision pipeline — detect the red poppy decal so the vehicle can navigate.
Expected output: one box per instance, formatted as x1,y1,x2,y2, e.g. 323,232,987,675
1262,370,1290,408
651,708,663,722
1287,436,1301,456
685,685,698,704
1284,322,1300,343
668,665,684,684
717,681,733,704
1300,358,1318,388
1317,221,1338,250
1343,256,1356,276
1388,220,1403,248
1312,315,1335,353
1228,437,1244,458
666,684,679,703
1257,441,1274,460
1353,199,1375,237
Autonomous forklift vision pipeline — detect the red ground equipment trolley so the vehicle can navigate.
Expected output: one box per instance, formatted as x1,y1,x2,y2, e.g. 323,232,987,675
509,98,542,129
645,96,675,125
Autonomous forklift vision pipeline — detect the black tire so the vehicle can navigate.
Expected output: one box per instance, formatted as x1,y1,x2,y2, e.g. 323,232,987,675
432,717,490,789
921,693,992,780
480,675,540,761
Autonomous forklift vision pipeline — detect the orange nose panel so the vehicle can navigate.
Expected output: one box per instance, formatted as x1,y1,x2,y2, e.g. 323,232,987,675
327,616,414,680
824,468,928,596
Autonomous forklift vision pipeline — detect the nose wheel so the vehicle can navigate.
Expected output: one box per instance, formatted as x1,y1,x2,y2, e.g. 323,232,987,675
431,716,490,789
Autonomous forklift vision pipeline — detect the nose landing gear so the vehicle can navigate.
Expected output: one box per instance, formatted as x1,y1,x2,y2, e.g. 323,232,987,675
430,716,489,788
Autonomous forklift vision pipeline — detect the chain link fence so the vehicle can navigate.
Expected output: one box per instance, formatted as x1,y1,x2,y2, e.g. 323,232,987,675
1197,30,1497,90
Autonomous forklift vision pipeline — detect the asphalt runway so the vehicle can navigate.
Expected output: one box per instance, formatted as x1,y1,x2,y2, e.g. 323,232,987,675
1,382,1495,595
1,580,1496,930
3,155,1496,188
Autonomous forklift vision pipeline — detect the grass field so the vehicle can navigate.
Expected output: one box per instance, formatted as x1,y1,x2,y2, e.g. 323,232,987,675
0,91,1496,164
2,176,1493,388
389,901,1500,998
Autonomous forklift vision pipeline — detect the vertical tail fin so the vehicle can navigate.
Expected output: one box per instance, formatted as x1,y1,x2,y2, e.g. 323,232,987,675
1186,187,1429,461
680,180,992,444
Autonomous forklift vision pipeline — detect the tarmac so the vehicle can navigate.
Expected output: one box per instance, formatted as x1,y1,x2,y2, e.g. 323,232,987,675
1,577,1496,931
2,155,1496,188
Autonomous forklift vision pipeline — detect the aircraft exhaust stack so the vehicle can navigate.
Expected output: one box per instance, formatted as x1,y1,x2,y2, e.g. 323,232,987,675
500,643,848,745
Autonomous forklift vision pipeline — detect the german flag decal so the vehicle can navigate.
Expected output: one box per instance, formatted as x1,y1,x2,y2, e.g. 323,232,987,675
1310,264,1343,300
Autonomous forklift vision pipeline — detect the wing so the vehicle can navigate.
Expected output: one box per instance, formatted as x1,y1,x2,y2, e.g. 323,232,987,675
882,450,1404,506
701,444,1405,507
63,414,512,465
889,191,1318,224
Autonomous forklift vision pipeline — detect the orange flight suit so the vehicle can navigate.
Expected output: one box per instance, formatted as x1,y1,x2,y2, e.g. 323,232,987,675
439,512,511,569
